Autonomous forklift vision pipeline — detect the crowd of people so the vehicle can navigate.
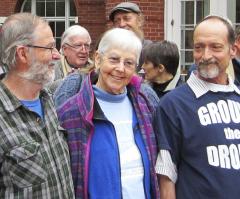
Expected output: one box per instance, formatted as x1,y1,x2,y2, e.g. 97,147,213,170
0,1,240,199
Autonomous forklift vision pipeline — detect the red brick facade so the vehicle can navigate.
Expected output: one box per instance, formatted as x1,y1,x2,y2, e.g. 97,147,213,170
0,0,164,46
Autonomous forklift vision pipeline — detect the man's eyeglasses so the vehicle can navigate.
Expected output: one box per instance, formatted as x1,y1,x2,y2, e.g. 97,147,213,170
64,43,91,51
26,44,56,54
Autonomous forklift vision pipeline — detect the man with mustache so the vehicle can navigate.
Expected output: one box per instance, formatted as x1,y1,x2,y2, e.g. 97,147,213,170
0,13,74,198
154,15,240,199
109,2,152,72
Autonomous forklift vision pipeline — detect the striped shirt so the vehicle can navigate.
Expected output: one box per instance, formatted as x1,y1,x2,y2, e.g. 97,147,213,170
0,82,74,199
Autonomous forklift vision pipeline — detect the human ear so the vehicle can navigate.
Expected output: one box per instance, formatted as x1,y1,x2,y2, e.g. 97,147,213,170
158,64,165,73
15,46,28,64
94,51,102,70
230,44,236,59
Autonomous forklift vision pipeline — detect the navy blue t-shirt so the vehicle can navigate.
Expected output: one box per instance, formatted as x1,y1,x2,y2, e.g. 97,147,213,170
154,83,240,199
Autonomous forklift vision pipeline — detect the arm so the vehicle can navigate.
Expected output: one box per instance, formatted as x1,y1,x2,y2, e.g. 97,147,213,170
159,175,176,199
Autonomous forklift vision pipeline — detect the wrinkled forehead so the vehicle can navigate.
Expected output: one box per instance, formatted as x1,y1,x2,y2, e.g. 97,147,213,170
68,34,91,44
104,47,138,60
194,20,228,42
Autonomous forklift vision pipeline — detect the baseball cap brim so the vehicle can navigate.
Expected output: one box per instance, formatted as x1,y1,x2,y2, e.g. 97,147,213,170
109,2,141,21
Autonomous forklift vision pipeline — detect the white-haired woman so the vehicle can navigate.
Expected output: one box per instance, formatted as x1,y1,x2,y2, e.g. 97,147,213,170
56,28,160,199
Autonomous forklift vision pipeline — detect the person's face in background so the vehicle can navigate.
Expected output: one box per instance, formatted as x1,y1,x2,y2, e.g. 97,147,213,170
62,35,91,68
193,19,235,84
113,11,144,40
95,47,137,94
142,61,159,82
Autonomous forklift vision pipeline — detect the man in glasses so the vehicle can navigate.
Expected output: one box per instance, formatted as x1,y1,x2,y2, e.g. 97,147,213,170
0,13,74,198
54,25,92,80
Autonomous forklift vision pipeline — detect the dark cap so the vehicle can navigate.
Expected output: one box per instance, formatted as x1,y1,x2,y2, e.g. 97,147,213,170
109,2,141,21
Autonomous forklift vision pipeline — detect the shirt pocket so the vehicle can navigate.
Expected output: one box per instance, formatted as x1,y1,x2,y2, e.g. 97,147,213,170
5,142,47,188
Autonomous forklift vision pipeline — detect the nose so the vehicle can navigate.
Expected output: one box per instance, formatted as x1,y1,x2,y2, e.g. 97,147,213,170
118,19,127,28
52,48,61,60
81,45,88,53
202,47,213,61
116,61,125,72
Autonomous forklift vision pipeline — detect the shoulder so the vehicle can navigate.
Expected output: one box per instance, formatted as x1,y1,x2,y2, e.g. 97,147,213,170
142,39,152,47
54,72,86,108
140,83,160,109
159,84,192,107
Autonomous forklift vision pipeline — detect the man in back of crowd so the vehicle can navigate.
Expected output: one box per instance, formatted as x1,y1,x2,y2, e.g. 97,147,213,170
0,12,74,198
55,25,92,80
109,2,152,71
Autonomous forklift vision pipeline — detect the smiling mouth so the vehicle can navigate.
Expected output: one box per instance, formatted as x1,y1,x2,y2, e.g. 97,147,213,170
111,75,124,81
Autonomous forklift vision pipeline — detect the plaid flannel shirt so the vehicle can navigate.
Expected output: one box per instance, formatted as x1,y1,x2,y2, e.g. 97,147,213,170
0,82,75,199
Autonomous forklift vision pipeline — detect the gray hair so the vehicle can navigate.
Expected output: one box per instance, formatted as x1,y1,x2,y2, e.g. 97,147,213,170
0,12,48,70
97,28,142,63
61,25,91,46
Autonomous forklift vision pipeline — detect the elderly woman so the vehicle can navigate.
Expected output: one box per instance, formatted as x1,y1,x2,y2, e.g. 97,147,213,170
56,28,160,199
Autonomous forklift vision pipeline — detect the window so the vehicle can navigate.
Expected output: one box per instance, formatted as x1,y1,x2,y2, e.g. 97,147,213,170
21,0,77,49
180,0,209,78
228,0,240,29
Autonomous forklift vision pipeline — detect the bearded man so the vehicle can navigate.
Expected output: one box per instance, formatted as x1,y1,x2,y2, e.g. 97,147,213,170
0,12,74,199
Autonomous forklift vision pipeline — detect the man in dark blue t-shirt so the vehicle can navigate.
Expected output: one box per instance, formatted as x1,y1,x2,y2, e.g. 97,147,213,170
154,15,240,199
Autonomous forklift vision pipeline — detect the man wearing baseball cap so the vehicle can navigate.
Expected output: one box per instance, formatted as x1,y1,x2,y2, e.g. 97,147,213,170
109,2,152,72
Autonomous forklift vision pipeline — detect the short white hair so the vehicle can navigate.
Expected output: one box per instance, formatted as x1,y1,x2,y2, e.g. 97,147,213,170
97,28,142,63
61,25,91,46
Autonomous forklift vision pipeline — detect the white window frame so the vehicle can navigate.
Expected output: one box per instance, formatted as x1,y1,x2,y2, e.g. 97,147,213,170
21,0,78,27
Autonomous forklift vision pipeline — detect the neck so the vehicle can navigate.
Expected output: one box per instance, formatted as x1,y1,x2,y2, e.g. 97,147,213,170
2,72,42,100
153,73,173,84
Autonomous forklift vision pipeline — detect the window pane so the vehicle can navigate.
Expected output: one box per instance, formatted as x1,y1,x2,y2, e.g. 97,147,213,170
70,21,76,26
185,51,193,63
56,2,65,16
49,21,55,37
56,22,65,37
70,0,76,16
237,0,240,23
181,1,194,25
186,30,193,49
181,50,193,64
46,1,55,17
56,38,61,50
22,0,31,12
196,1,203,23
36,2,45,16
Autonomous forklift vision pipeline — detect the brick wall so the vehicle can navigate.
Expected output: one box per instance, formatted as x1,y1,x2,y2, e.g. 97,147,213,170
0,0,164,46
